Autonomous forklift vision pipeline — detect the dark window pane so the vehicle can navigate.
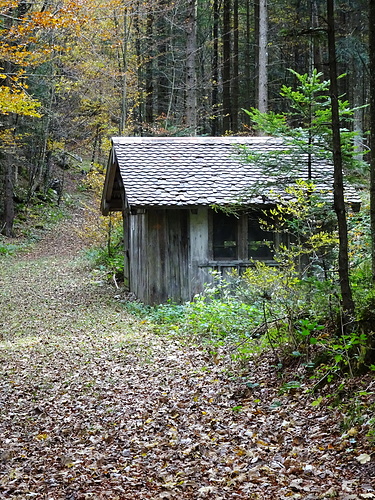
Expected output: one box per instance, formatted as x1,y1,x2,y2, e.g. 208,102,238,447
248,218,274,259
213,211,238,260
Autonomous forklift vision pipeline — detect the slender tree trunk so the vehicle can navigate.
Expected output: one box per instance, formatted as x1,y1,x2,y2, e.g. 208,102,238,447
232,0,239,132
326,0,355,319
243,0,252,124
222,0,231,132
211,0,220,136
156,0,168,118
254,0,259,108
311,0,324,74
370,0,375,282
40,63,55,193
258,0,268,113
145,8,154,124
1,13,16,235
310,0,322,74
2,153,15,237
120,8,128,134
186,0,197,134
352,68,364,160
134,1,143,135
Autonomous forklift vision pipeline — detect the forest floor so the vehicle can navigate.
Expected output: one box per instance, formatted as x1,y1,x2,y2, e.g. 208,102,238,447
0,195,374,499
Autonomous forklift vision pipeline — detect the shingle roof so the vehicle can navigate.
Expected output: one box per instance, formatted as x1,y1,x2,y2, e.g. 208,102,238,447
103,136,360,212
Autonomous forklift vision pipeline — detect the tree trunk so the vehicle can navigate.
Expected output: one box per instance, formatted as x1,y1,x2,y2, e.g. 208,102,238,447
257,0,268,113
186,0,197,134
1,12,16,236
254,0,259,110
243,0,252,124
310,0,323,74
40,65,55,193
120,8,128,134
222,0,231,132
232,0,239,132
2,153,15,237
326,0,355,319
145,8,154,124
134,1,143,135
370,0,375,283
211,0,220,136
156,0,169,118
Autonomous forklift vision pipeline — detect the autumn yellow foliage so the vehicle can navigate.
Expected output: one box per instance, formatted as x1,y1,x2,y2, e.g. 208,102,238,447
0,85,41,117
78,164,122,248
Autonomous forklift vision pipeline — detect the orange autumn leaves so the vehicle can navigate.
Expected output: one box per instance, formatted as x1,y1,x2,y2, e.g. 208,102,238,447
0,1,84,120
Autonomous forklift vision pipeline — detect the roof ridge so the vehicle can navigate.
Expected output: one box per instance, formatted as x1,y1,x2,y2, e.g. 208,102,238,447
111,136,282,144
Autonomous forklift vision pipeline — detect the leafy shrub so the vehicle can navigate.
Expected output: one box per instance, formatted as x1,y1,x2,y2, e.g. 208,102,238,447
146,302,187,328
80,163,125,279
77,164,123,248
184,291,261,341
0,240,23,256
125,292,261,343
121,278,263,366
85,222,124,280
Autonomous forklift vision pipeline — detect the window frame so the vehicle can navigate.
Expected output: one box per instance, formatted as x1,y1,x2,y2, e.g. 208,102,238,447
209,209,280,263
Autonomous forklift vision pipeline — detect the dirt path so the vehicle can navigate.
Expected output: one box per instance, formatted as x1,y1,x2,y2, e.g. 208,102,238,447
0,215,374,499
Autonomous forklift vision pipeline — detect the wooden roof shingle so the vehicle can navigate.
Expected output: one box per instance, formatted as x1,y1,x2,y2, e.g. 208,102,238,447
101,136,361,214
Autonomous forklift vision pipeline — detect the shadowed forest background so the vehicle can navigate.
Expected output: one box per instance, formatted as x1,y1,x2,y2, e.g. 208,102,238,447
0,0,371,237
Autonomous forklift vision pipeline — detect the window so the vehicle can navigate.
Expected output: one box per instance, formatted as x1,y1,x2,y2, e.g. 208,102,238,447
248,218,274,260
211,210,278,262
213,211,238,260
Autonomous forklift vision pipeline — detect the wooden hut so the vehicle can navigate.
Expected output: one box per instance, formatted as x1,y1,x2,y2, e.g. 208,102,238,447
101,136,360,304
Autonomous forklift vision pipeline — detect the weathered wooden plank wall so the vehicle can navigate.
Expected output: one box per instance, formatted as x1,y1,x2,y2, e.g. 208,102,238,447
147,210,168,303
123,215,130,291
166,210,189,302
128,207,260,304
129,209,190,304
189,208,211,297
129,212,147,302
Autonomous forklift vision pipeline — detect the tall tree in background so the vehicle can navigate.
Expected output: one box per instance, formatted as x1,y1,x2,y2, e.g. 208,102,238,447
232,0,239,132
186,0,197,134
326,0,355,319
211,0,220,135
222,0,231,132
156,0,169,120
145,4,154,125
257,0,268,113
370,0,375,282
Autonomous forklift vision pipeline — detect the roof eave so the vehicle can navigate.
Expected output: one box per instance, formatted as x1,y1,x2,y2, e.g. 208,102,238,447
101,144,129,215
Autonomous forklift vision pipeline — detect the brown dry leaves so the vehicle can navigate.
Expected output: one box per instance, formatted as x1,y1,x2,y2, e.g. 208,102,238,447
0,232,374,499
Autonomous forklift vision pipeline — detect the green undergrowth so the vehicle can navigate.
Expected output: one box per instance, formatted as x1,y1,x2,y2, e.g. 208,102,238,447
84,215,124,281
85,244,124,281
1,192,69,254
125,294,261,342
0,238,26,256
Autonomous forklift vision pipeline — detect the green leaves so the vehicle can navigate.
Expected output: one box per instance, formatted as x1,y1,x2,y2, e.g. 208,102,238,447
242,107,289,136
297,319,324,345
243,68,365,176
279,380,302,394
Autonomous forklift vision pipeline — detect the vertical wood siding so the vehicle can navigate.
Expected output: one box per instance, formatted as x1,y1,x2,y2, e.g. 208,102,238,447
128,207,275,304
129,209,190,304
123,214,130,291
129,212,147,302
189,208,211,297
